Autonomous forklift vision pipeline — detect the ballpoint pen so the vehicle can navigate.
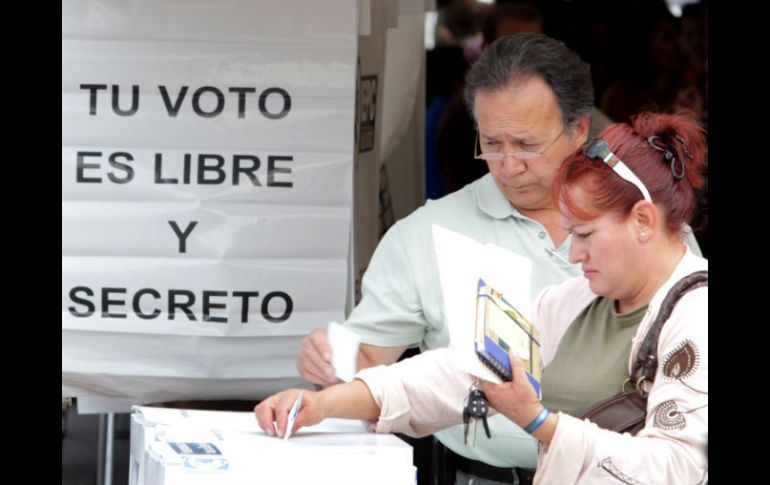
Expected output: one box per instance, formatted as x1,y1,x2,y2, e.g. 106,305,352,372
545,247,570,265
283,391,303,441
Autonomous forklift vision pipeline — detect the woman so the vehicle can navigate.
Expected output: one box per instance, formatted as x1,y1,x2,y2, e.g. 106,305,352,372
255,112,708,483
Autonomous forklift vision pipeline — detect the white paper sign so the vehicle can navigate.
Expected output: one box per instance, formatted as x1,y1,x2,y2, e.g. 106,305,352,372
62,0,360,402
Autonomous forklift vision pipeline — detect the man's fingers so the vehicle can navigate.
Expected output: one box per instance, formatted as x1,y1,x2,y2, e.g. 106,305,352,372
309,328,333,360
301,358,337,385
298,329,336,384
298,342,336,384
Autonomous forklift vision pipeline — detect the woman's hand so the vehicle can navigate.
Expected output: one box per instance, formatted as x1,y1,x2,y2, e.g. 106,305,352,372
480,354,543,429
254,389,325,438
255,380,381,438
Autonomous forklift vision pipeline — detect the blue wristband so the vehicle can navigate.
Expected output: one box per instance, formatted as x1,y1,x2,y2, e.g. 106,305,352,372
523,407,551,434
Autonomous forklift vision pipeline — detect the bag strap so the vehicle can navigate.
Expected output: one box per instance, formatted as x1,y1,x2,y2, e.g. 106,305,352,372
630,270,708,386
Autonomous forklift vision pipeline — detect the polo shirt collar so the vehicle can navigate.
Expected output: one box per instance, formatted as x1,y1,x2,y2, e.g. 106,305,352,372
476,173,526,220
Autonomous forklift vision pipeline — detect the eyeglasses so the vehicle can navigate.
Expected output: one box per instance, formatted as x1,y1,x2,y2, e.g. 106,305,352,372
582,138,653,203
474,129,564,162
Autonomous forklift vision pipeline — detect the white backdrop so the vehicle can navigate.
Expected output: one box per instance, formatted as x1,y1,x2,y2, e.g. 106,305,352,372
62,0,359,402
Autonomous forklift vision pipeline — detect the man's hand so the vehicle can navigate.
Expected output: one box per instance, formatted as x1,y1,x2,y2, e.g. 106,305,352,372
297,327,338,385
298,327,409,386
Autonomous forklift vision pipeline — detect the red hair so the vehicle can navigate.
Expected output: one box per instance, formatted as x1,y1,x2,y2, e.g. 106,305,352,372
553,111,707,233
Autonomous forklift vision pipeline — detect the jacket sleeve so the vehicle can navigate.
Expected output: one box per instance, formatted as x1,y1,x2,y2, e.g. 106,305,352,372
535,288,708,484
354,348,473,437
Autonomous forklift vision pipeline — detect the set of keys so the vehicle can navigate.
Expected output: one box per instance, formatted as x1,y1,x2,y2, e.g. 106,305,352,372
463,379,491,446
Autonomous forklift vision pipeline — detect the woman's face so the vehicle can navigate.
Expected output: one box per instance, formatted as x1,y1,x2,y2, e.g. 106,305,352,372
561,186,642,300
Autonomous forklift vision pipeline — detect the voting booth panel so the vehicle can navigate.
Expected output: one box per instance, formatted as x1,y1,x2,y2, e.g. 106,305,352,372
63,0,430,408
62,0,360,403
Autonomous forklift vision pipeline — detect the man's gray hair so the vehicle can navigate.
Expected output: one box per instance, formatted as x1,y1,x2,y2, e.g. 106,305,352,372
464,33,594,134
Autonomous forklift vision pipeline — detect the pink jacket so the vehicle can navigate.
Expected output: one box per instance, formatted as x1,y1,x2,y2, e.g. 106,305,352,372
356,249,707,484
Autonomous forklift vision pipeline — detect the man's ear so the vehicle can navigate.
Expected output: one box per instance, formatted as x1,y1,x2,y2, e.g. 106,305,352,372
571,115,591,148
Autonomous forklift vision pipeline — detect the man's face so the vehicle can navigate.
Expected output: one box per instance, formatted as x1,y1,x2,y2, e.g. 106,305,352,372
474,76,588,212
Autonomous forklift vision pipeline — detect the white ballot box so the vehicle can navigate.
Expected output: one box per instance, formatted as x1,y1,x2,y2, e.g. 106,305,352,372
130,406,416,485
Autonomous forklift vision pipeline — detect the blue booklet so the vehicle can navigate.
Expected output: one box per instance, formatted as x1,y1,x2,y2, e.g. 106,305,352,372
474,278,542,399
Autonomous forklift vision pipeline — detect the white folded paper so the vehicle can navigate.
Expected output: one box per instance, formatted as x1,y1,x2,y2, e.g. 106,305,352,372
327,321,361,382
432,224,533,384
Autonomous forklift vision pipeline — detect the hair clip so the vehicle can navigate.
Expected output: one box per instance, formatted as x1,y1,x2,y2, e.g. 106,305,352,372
647,136,685,181
674,134,694,160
